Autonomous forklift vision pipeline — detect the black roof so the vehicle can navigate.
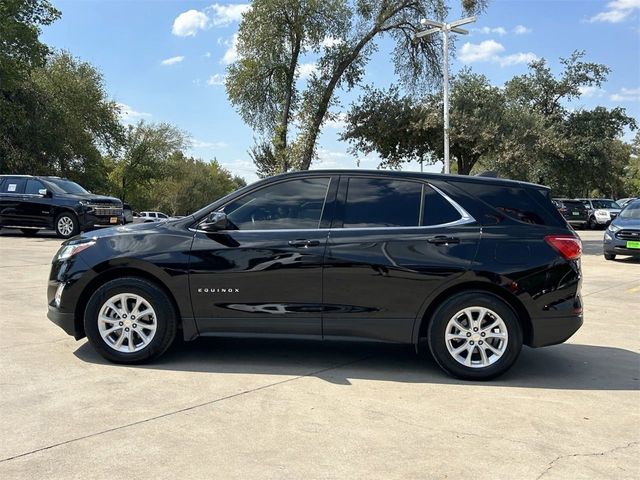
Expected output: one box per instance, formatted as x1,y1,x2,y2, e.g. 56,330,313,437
266,169,549,190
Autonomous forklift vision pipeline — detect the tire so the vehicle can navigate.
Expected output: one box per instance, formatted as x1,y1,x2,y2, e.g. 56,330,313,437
84,277,178,363
604,253,616,261
427,292,523,380
20,229,39,236
588,217,597,230
55,212,79,238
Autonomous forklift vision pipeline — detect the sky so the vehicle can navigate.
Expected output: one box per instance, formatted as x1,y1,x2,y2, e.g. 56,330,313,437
42,0,640,183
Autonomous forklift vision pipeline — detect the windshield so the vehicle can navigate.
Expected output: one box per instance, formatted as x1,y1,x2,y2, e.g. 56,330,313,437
592,199,620,209
46,178,89,195
620,202,640,219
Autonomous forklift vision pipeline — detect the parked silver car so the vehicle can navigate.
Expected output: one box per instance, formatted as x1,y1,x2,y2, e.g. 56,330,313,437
576,198,621,229
135,211,171,223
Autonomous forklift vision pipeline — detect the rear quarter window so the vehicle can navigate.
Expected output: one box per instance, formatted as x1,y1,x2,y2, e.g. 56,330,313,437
458,182,565,227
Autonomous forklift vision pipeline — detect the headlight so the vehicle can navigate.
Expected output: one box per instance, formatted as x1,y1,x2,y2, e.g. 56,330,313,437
54,240,95,261
607,224,621,232
594,209,609,218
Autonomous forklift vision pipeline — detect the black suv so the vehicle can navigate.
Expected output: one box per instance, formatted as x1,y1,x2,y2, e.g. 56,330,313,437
47,170,583,380
0,175,123,238
552,198,589,229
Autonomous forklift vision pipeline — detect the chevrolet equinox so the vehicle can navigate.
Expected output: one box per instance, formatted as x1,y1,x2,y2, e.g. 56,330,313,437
47,170,583,380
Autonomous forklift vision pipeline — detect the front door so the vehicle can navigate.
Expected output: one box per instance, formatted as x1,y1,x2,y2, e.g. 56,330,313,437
189,175,336,337
19,179,52,228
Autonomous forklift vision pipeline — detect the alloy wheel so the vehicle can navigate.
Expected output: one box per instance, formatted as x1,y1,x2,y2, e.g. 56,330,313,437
445,306,509,368
97,293,157,353
57,216,75,237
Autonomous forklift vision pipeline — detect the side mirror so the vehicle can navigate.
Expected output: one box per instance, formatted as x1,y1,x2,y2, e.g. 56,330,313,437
201,211,228,232
38,188,52,198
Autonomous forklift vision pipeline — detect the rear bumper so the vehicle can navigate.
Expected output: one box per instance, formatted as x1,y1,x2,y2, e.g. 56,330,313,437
529,314,583,347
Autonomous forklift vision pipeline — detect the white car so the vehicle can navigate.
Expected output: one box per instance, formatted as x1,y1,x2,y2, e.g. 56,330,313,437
576,198,622,229
135,211,170,223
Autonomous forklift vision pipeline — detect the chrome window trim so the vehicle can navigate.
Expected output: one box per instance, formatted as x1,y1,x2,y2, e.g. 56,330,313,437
189,178,476,234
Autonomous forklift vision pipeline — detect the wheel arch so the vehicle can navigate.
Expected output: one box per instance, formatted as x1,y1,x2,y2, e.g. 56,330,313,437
73,266,192,340
413,281,533,349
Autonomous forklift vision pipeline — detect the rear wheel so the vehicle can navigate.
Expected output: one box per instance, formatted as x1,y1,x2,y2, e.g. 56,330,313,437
427,292,523,380
604,253,616,261
84,277,177,363
588,216,598,230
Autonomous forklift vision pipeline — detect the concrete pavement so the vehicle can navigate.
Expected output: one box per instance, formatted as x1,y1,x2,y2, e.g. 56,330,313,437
0,228,638,479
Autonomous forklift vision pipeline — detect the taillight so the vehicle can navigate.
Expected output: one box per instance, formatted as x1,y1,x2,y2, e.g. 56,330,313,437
544,235,582,260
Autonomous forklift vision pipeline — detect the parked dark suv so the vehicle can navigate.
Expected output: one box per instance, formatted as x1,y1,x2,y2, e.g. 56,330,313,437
0,175,123,238
47,170,583,380
552,198,588,229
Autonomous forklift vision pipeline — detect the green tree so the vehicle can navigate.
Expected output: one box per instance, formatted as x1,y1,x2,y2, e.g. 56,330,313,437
110,121,188,205
0,0,60,88
152,154,246,215
1,51,124,191
226,0,486,175
342,70,507,175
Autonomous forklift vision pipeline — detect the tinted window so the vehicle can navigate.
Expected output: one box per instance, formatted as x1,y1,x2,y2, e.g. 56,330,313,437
563,201,585,209
224,177,330,230
423,185,461,226
462,182,563,226
25,179,45,195
157,213,168,218
46,179,88,194
592,199,620,209
1,178,25,194
343,178,421,228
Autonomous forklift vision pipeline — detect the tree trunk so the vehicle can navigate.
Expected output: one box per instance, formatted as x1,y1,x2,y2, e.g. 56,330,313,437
276,35,301,173
298,28,381,170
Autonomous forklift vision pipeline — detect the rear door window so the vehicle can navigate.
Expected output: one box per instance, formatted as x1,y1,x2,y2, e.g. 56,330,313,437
1,178,26,194
343,177,422,228
423,185,462,226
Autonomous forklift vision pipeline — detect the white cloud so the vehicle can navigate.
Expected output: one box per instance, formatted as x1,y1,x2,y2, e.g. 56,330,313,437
588,0,640,23
459,40,505,62
204,52,212,58
460,40,537,67
497,52,538,66
192,139,228,148
579,86,606,98
207,3,251,26
172,10,209,37
207,73,226,86
220,33,239,65
513,24,531,34
474,26,507,36
610,87,640,101
117,103,151,124
160,55,185,66
297,62,318,79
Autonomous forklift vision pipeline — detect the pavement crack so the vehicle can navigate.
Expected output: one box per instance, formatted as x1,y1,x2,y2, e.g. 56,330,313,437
0,354,374,463
536,441,639,479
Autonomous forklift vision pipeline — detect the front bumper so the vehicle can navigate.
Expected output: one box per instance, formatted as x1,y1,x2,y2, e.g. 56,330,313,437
603,233,640,257
47,304,82,339
80,212,123,230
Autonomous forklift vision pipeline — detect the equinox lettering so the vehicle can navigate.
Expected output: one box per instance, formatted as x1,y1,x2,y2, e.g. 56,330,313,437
198,288,240,293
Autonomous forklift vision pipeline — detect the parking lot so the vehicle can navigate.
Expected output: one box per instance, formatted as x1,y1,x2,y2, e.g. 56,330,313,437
0,228,638,479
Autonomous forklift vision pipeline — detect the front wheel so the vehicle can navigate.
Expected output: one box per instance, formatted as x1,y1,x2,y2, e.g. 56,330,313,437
604,253,616,261
55,212,79,238
427,292,523,380
84,277,177,363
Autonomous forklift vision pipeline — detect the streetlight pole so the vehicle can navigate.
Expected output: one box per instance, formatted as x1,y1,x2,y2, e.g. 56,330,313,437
414,16,476,174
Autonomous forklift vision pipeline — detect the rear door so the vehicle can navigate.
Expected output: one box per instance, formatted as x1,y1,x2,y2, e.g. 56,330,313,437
322,175,480,343
0,178,27,227
189,175,337,337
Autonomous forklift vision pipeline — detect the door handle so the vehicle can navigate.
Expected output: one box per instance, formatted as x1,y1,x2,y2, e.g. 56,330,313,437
427,235,460,246
288,239,321,248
